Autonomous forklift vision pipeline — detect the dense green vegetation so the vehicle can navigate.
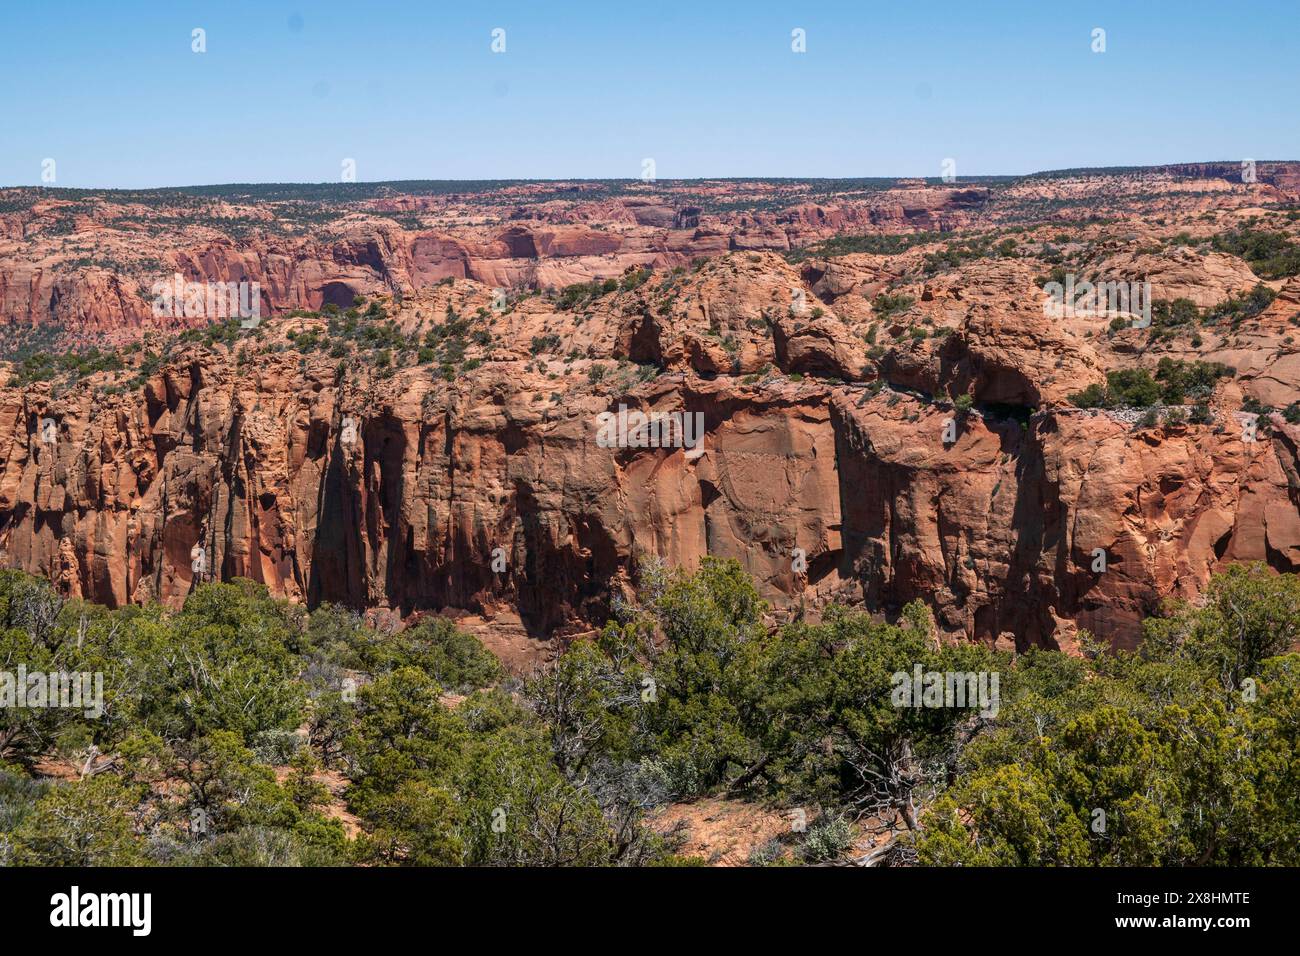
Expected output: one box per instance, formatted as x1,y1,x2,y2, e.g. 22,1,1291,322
785,231,940,262
1069,360,1233,410
1205,283,1278,325
871,293,916,321
7,346,125,386
552,269,650,312
921,235,1017,274
1,557,1297,867
921,565,1300,865
1212,229,1300,280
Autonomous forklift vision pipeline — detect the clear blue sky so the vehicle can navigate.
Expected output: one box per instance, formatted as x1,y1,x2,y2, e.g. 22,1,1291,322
3,0,1296,188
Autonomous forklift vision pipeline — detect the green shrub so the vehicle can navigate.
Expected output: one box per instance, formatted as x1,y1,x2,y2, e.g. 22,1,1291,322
1212,229,1300,279
799,816,855,863
1206,283,1277,325
872,293,915,320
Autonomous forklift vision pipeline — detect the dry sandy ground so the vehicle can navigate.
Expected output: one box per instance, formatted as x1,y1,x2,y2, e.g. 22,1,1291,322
651,797,798,865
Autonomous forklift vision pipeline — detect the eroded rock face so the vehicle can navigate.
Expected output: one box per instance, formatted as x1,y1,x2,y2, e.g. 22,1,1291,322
828,398,1300,652
0,180,990,349
4,268,1299,662
1094,248,1261,308
6,167,1300,663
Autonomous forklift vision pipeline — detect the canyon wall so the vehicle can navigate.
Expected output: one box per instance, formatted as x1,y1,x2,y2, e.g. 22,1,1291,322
4,330,1296,664
6,169,1300,664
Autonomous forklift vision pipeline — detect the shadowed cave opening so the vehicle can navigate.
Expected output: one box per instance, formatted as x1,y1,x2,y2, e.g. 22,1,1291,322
319,281,360,310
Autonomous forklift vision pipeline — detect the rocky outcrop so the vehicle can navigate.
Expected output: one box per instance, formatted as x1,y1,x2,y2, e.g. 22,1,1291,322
3,274,1299,662
6,167,1300,664
1159,162,1300,198
830,397,1300,651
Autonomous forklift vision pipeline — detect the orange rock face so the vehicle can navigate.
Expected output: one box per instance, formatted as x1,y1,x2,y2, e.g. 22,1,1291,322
4,167,1300,661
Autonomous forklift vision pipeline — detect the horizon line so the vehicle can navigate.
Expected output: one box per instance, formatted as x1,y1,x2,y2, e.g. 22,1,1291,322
2,160,1292,195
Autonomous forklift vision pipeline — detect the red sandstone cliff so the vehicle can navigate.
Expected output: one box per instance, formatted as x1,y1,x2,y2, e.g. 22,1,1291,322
2,257,1298,663
0,180,990,351
4,168,1300,663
